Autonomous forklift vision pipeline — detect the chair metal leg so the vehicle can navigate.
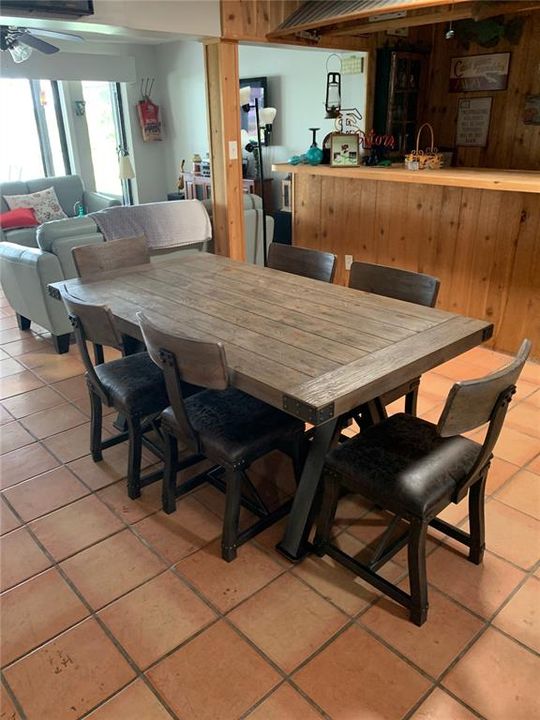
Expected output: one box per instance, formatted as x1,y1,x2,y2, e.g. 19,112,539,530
162,432,178,514
222,469,243,562
126,416,143,500
89,389,103,462
408,519,429,626
468,472,487,564
313,473,341,557
404,387,419,415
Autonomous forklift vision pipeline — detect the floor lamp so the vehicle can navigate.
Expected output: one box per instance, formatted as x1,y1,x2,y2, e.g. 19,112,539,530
239,86,276,267
118,147,135,205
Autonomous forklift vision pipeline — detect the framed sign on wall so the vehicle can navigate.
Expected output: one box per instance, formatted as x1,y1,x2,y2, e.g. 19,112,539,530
456,97,493,147
449,53,510,92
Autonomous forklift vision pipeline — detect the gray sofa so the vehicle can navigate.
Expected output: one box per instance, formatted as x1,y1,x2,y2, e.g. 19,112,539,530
0,193,273,353
1,174,121,247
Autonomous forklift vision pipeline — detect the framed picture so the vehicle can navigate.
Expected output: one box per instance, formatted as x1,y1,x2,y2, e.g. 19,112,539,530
456,97,493,147
449,52,510,92
330,133,360,167
239,77,268,144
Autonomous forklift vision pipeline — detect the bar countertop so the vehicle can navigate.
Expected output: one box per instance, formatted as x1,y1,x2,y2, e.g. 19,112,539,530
272,163,540,194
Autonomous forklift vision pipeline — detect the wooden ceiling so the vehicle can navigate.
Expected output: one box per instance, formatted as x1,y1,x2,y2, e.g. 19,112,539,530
267,0,540,40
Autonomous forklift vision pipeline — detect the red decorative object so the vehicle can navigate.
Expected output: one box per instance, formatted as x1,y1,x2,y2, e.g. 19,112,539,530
359,129,395,150
0,207,38,229
137,98,162,142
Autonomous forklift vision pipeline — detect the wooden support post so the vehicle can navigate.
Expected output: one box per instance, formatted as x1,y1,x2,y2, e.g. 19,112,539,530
204,40,246,261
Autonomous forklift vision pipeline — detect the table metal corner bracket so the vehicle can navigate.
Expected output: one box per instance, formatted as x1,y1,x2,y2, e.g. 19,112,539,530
282,395,334,424
48,285,61,300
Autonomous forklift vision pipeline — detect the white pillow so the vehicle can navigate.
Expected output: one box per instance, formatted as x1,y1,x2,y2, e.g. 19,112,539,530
4,186,68,224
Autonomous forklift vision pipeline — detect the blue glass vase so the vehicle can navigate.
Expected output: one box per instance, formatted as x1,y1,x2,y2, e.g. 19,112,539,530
305,128,323,166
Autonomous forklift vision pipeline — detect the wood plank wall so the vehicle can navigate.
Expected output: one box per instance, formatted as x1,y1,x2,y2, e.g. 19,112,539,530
221,0,303,41
292,174,540,357
418,12,540,170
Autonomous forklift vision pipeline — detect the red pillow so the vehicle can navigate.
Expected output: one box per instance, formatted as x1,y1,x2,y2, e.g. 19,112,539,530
0,207,38,230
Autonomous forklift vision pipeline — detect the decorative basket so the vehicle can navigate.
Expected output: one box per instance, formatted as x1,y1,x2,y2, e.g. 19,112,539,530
404,123,444,170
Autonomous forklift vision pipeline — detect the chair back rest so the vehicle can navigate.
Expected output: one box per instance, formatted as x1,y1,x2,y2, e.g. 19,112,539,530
61,289,124,400
437,339,531,438
267,242,336,283
138,313,229,451
72,236,149,278
348,261,440,307
62,289,123,352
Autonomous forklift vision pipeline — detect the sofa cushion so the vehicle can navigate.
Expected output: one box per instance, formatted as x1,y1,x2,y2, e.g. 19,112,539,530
0,181,28,213
27,175,84,217
1,227,39,248
0,208,38,230
4,187,67,224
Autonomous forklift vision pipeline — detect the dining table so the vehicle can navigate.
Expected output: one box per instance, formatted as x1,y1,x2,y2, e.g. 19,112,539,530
49,251,493,561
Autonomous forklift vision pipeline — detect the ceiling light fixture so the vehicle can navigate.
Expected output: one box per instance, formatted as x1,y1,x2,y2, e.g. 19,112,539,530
8,40,32,63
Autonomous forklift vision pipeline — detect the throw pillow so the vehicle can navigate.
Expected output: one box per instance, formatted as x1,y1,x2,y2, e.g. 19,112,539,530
0,207,38,230
3,186,68,224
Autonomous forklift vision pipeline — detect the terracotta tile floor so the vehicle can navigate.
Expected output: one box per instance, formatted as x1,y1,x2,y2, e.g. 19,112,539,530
0,296,539,720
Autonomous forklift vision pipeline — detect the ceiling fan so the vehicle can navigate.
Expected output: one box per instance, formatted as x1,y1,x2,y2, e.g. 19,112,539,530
0,26,83,63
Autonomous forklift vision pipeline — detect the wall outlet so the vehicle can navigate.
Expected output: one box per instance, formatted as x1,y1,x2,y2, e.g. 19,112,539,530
228,140,238,160
345,254,353,271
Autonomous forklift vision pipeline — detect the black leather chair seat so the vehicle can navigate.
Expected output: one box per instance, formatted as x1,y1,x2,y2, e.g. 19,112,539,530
95,351,169,416
326,413,481,519
161,387,305,467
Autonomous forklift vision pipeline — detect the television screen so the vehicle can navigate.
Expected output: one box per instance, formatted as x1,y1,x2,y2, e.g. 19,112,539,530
1,1,94,17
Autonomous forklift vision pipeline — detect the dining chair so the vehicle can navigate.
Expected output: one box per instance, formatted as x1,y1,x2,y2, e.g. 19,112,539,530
72,235,149,357
348,261,440,423
267,242,337,283
61,290,173,500
314,339,531,625
138,313,307,561
72,235,149,278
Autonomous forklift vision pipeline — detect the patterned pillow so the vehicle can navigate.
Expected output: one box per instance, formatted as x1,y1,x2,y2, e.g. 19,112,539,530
3,186,68,224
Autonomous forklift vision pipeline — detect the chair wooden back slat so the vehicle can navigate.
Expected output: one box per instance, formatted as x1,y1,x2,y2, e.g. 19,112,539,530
437,339,531,438
138,312,229,452
267,243,336,283
61,289,125,402
72,236,150,278
62,289,123,353
348,261,440,307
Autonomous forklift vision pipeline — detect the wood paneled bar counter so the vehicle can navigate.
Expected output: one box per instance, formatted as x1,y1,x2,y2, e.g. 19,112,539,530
273,163,540,359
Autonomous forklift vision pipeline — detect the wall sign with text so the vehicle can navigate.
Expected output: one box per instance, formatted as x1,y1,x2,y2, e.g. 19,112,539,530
449,53,510,92
456,97,493,147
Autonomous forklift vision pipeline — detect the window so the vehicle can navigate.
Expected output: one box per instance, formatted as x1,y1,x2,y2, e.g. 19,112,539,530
81,81,125,197
0,78,70,182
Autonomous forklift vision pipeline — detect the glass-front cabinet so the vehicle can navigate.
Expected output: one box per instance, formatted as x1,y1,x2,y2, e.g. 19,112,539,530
373,49,426,155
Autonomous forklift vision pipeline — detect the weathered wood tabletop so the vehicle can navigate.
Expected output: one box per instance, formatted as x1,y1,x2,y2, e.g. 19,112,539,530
50,252,492,423
50,252,493,560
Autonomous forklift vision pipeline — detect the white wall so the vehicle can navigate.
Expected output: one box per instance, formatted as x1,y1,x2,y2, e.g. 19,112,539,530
155,39,208,192
238,44,368,207
87,0,220,39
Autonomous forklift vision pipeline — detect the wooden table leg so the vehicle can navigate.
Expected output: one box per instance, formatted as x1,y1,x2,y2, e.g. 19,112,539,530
277,418,339,561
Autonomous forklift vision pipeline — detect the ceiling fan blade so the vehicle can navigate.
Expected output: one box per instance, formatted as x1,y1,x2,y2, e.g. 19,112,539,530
18,33,59,54
29,28,84,42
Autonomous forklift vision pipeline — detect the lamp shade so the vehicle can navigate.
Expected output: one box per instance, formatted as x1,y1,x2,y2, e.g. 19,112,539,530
240,129,250,148
9,41,32,63
239,85,251,108
259,107,277,126
118,154,135,180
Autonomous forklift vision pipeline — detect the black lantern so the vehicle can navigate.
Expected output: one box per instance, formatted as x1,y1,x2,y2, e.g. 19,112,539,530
325,71,341,119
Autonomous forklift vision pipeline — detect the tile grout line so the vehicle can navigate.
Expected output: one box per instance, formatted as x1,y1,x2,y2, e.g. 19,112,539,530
2,330,539,718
